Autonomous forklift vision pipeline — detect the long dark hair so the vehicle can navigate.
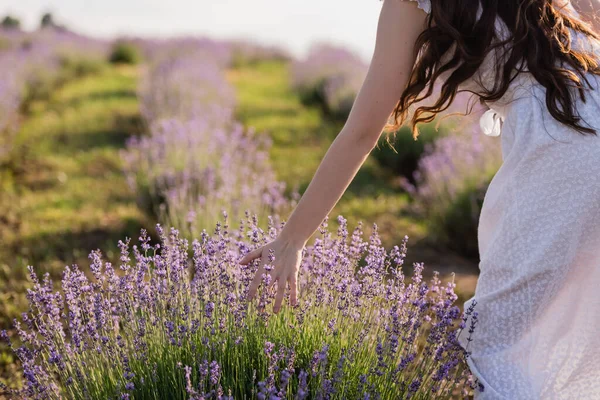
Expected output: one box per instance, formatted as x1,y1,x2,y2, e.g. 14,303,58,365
389,0,600,139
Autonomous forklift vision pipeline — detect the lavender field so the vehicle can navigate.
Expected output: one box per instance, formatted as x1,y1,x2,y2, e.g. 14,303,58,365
0,13,500,399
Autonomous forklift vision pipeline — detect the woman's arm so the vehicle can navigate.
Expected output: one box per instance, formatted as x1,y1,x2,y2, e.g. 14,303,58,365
277,0,427,248
570,0,600,32
240,0,427,312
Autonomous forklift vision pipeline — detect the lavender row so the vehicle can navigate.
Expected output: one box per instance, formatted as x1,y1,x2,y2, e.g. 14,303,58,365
0,28,108,162
126,40,290,236
0,49,21,160
1,213,482,399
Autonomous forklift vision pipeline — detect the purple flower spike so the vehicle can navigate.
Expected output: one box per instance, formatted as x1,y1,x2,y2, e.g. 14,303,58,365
5,212,478,398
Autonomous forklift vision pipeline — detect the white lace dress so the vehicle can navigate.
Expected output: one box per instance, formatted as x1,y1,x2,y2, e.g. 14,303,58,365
406,0,600,398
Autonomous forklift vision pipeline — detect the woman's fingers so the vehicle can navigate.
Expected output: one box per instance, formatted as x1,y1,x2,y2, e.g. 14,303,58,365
273,278,287,314
238,246,263,265
289,274,298,307
247,259,266,301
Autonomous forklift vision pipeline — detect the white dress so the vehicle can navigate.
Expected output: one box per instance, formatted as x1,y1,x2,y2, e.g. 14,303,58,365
407,0,600,398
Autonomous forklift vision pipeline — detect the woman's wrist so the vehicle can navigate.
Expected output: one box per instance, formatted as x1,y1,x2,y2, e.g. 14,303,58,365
278,228,308,249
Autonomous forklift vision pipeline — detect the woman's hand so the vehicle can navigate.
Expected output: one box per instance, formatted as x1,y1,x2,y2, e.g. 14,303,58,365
238,237,305,313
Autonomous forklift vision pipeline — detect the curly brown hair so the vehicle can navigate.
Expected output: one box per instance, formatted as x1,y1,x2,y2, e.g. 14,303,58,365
388,0,600,140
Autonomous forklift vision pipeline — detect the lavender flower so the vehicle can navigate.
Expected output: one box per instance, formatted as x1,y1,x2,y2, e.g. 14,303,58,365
5,214,479,399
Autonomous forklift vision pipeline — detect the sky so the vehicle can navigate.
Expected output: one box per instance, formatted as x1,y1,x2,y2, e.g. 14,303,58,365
1,0,383,61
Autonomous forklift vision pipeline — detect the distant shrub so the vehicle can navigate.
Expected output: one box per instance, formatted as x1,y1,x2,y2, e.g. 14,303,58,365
109,41,141,65
1,15,21,30
40,12,56,29
292,44,368,120
373,123,445,184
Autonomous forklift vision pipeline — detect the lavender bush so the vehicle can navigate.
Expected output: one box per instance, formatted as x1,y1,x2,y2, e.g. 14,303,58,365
123,117,289,237
109,40,142,65
1,212,482,399
292,44,368,119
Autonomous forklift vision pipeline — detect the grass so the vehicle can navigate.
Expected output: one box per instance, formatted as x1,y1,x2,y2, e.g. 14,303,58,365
0,64,152,388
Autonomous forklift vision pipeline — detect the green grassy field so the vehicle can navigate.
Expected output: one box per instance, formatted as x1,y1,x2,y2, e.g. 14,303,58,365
0,59,478,389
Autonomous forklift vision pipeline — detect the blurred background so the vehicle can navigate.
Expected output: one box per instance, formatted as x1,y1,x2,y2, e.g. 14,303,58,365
2,0,381,59
0,1,501,388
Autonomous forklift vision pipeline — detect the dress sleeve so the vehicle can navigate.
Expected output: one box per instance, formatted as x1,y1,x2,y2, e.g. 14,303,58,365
407,0,431,13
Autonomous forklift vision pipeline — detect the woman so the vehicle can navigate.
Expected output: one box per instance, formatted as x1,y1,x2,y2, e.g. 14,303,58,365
240,0,600,397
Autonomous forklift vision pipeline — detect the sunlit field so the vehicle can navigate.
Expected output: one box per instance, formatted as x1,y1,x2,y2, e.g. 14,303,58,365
0,12,499,399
